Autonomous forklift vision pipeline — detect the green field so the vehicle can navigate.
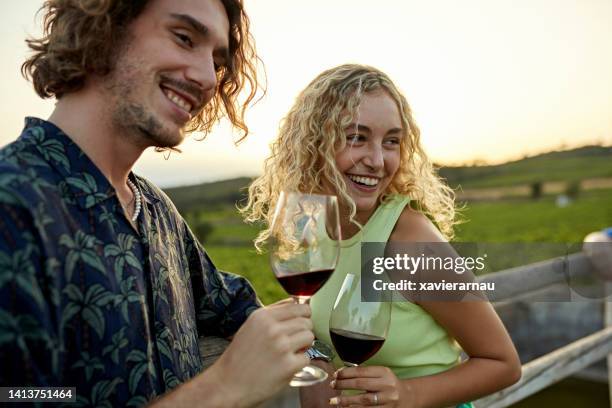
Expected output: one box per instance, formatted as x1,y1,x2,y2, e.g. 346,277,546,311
191,189,612,305
166,146,612,211
455,189,612,243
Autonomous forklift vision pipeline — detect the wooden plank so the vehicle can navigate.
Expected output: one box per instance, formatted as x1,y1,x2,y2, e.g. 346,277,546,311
199,336,230,369
494,291,603,363
475,326,612,408
477,252,594,302
492,282,602,308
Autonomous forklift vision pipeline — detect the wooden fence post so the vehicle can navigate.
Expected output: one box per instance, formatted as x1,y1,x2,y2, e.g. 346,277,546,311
606,282,612,407
583,235,612,407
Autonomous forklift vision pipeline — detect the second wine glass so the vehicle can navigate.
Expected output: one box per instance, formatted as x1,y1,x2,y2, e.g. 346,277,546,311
329,273,391,367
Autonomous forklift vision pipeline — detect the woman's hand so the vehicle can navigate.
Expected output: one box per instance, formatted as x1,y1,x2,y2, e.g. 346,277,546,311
329,366,417,408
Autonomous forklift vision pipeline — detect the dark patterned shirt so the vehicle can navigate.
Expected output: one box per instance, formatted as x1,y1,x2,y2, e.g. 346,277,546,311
0,118,261,406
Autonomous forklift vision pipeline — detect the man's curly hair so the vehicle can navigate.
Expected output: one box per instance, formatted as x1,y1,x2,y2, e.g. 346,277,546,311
21,0,262,141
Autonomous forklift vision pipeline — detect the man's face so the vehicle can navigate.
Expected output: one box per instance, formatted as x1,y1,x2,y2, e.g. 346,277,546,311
103,0,230,148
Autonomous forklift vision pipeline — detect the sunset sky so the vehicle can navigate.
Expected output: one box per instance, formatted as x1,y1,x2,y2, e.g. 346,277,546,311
1,0,611,187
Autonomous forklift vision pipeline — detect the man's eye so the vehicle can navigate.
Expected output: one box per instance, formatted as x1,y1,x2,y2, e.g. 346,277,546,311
175,32,193,47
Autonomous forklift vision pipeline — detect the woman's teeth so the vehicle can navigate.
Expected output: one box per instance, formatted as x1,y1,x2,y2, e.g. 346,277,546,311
163,88,193,113
347,174,379,187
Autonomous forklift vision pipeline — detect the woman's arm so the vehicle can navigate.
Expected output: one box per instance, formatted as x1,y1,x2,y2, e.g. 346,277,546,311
331,208,521,407
405,300,522,407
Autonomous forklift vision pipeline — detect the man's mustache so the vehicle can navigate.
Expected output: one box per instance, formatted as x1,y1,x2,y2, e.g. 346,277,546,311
159,75,205,111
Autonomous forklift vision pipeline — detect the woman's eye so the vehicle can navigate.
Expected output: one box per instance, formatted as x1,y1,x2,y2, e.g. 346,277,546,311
385,138,400,145
346,134,365,143
175,32,193,47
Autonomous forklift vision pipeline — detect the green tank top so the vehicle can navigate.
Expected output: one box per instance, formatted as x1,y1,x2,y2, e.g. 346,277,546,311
310,195,463,379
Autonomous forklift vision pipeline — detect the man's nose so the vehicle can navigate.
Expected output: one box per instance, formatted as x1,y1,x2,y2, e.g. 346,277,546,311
185,54,218,98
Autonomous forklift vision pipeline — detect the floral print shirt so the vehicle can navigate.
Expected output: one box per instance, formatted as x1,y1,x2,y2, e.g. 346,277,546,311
0,118,260,406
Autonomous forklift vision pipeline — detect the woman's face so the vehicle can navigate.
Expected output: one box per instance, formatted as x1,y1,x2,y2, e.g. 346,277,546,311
334,90,403,223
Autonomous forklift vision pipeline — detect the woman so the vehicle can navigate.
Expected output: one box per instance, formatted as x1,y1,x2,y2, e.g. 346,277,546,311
242,64,521,407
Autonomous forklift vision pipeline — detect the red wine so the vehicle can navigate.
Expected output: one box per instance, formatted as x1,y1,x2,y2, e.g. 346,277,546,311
276,269,333,297
330,328,385,365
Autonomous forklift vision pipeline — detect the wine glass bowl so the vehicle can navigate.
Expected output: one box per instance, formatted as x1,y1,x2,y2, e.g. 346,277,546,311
329,273,391,366
270,192,341,303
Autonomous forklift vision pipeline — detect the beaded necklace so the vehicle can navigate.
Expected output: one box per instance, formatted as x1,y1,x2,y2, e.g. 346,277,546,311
126,179,141,222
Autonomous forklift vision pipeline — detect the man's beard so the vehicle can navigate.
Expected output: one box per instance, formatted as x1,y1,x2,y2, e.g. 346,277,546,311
106,74,185,149
103,43,186,149
113,95,183,149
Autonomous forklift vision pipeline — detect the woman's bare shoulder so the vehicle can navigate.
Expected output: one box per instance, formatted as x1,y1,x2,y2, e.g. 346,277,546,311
390,206,446,243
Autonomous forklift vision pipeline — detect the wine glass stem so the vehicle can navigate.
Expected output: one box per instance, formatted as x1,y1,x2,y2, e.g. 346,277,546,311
293,296,310,305
292,296,312,353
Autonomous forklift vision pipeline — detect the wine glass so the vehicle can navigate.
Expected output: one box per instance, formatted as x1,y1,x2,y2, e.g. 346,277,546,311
329,273,391,366
269,191,341,386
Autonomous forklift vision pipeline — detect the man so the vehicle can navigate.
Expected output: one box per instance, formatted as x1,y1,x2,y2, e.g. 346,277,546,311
0,0,313,406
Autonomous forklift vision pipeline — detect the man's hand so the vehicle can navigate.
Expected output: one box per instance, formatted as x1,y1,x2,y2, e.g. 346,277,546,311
299,359,338,408
210,298,314,406
151,299,313,407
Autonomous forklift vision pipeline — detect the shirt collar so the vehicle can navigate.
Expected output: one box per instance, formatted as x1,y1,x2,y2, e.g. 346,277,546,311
21,117,116,210
134,176,161,207
21,117,162,209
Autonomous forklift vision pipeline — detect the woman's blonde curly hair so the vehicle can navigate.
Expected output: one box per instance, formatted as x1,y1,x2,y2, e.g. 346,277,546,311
241,64,457,251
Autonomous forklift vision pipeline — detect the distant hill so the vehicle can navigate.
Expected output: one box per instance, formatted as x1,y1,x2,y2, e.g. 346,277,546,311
438,145,612,189
164,177,252,214
163,145,612,212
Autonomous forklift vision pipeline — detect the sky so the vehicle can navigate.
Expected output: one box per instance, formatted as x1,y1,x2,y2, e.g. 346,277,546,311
1,0,611,188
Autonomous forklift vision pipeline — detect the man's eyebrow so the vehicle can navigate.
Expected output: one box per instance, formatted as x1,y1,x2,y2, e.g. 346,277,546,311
170,13,230,63
170,13,209,37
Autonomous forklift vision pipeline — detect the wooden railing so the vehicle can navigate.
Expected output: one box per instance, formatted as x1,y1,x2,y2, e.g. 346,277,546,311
474,252,612,407
200,251,611,407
